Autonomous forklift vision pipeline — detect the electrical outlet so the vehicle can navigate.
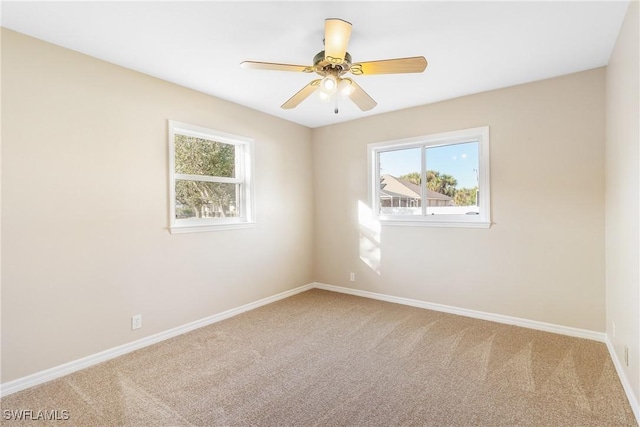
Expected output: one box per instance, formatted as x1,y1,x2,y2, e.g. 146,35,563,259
132,314,142,330
625,345,629,367
349,272,355,282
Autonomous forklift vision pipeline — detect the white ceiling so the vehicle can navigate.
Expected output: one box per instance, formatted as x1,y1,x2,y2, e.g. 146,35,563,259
1,1,630,128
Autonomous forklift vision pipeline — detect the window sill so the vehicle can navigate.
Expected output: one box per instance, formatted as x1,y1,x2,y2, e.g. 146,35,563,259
380,219,491,229
169,222,255,234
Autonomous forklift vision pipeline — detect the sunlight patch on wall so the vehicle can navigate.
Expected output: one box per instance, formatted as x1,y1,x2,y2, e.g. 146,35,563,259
358,200,381,275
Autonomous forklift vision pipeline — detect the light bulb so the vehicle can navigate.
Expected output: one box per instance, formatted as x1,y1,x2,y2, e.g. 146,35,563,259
317,91,330,102
320,75,338,94
338,79,355,96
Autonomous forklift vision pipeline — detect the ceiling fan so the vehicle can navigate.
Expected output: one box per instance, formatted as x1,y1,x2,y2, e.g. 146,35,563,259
240,18,428,113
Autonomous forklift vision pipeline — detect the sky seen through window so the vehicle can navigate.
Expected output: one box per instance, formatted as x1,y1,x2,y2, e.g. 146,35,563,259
379,141,479,189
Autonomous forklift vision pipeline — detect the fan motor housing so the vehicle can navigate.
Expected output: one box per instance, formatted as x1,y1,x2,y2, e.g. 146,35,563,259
313,50,352,75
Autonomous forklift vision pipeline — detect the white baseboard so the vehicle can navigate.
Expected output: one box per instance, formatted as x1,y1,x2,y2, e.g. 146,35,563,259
0,281,612,399
605,335,640,424
312,282,606,342
0,283,314,398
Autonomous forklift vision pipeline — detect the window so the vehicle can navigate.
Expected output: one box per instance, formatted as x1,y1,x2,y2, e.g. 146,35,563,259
168,120,254,233
368,126,490,228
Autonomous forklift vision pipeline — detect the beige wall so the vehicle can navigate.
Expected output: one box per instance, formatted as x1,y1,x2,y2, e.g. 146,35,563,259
1,22,625,387
606,0,640,405
1,29,314,382
312,68,606,332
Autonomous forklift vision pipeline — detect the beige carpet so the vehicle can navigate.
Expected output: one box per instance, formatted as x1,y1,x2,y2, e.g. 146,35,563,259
1,289,636,426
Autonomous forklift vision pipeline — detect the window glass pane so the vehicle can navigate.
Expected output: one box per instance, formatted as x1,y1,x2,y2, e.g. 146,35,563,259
174,135,235,178
175,180,239,219
378,147,422,216
425,141,479,215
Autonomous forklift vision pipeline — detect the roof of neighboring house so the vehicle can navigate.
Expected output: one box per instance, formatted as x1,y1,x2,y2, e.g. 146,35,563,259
380,174,452,201
380,188,416,199
380,175,420,199
426,188,453,201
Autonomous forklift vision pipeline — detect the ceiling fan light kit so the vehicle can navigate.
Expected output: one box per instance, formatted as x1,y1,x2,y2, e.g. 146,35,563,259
320,74,338,94
338,79,355,97
241,18,427,114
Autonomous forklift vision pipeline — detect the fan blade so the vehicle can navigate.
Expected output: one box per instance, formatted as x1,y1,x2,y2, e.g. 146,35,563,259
281,79,321,109
343,78,377,111
324,18,352,64
241,61,314,73
350,56,427,75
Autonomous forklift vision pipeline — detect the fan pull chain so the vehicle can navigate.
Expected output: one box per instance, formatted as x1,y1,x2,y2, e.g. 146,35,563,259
334,94,339,114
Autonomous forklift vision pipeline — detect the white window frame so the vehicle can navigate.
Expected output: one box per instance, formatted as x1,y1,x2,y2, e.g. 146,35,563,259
168,120,255,234
368,126,491,228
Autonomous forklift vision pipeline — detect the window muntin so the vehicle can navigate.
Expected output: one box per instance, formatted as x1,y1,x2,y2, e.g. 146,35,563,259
169,121,254,233
369,127,490,228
